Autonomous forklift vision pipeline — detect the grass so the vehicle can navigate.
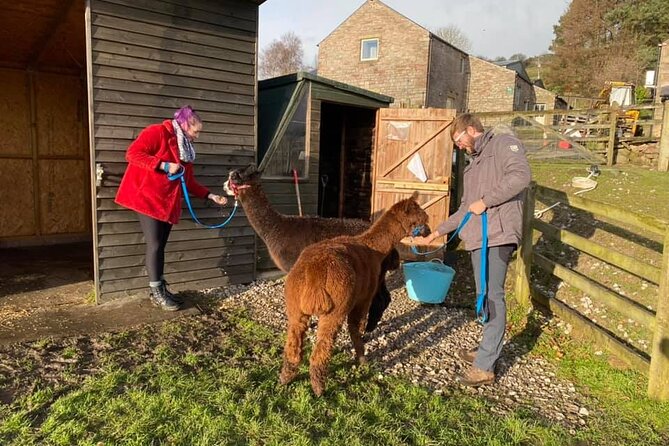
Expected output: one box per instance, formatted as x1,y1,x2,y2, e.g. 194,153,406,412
0,311,570,446
1,163,668,444
1,309,668,446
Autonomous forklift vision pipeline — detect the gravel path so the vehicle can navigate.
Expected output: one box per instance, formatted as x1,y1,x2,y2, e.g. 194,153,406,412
216,271,591,432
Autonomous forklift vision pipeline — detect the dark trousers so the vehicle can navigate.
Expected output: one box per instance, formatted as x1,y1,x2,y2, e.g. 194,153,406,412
470,243,516,372
137,213,173,283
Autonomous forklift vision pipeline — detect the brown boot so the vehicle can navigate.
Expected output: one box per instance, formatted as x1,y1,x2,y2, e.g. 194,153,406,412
458,366,495,387
457,348,477,365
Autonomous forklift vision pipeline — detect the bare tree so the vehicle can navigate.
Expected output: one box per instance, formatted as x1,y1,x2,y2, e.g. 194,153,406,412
432,25,472,52
259,32,305,80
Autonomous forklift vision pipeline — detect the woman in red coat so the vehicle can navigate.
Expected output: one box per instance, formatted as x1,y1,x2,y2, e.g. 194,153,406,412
115,105,227,311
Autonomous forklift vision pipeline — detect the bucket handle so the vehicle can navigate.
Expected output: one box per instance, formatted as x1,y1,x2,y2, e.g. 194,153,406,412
429,258,444,265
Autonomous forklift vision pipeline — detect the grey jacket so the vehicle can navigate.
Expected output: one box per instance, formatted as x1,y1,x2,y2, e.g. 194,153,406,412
437,127,531,251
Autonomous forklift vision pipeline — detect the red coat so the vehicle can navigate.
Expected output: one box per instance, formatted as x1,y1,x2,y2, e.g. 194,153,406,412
115,120,210,224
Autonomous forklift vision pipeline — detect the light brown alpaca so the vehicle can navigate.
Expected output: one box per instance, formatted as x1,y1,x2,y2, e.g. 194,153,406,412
280,195,430,396
223,164,399,332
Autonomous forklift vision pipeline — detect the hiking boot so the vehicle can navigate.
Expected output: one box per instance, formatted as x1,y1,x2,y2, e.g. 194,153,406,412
458,366,495,387
149,284,181,311
457,348,477,365
162,279,184,304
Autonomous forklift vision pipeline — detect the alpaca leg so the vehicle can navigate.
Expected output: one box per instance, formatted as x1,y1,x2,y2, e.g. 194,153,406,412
280,313,309,386
309,316,343,396
348,305,369,365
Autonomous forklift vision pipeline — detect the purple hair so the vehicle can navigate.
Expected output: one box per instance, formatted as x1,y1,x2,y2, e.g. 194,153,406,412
173,105,202,126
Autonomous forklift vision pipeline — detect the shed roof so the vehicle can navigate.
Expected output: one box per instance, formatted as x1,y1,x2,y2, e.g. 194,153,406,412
494,60,532,84
259,71,394,104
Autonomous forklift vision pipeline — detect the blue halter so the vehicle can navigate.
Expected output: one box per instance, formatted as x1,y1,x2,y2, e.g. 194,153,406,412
411,212,489,324
167,167,237,229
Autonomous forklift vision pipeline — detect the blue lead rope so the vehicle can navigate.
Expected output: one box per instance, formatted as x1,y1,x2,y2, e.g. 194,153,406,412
167,167,237,229
410,211,489,324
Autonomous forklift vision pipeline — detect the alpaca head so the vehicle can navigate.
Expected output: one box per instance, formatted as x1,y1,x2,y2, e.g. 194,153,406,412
388,194,431,237
223,164,262,197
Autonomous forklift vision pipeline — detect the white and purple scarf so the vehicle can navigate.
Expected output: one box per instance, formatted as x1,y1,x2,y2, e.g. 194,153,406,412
172,119,196,163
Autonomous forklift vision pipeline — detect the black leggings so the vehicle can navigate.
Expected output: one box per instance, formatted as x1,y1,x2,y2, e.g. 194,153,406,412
137,213,173,282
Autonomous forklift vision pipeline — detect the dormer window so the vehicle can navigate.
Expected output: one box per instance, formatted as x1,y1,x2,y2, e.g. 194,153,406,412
361,38,379,61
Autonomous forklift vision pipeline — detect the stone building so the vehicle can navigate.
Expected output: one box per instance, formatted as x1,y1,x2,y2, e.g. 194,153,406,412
467,57,536,112
317,0,469,110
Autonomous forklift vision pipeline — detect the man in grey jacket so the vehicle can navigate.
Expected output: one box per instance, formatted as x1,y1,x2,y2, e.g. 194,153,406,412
413,113,531,386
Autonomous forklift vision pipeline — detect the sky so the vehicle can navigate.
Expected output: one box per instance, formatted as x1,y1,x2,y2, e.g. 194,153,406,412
259,0,571,65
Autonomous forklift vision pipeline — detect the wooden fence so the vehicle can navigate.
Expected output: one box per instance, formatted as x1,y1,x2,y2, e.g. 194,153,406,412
514,183,669,400
476,105,663,167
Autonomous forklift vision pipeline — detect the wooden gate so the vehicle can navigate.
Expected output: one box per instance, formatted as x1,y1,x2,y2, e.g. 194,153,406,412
371,108,456,256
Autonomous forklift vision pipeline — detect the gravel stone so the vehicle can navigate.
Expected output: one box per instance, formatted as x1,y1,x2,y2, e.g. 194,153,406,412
217,272,591,430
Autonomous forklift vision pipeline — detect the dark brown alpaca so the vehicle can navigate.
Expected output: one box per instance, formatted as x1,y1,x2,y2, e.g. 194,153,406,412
280,195,430,396
223,164,399,332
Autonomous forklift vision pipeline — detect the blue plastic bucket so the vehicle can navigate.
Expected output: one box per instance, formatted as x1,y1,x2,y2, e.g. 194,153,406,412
403,259,455,304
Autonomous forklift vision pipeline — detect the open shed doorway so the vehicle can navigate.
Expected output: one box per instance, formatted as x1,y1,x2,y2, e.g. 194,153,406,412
0,2,93,302
317,102,377,220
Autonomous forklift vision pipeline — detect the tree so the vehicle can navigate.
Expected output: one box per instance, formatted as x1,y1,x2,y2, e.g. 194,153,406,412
509,53,527,62
545,0,669,97
432,25,472,52
259,32,306,80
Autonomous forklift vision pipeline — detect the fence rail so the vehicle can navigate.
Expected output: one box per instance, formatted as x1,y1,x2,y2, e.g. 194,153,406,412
476,105,663,167
514,183,669,400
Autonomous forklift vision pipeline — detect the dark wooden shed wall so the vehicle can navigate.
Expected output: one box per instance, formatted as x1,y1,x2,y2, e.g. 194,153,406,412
89,0,259,301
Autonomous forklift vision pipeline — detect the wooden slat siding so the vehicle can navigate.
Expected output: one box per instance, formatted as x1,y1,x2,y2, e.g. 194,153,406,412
98,226,255,248
95,114,253,136
92,52,252,87
91,14,255,55
93,40,254,77
95,138,255,154
90,0,258,302
101,264,255,294
94,91,254,116
95,103,253,125
99,235,256,258
98,207,247,223
101,254,254,281
96,0,257,37
100,244,254,269
157,0,258,20
92,26,253,65
93,66,253,98
102,273,253,300
93,77,254,108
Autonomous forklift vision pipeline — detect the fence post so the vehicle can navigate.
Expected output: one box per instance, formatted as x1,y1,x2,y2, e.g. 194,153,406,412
514,182,536,309
607,110,617,167
658,99,669,172
648,228,669,400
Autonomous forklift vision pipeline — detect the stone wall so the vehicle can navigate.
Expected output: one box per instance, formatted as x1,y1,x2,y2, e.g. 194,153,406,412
617,143,660,167
467,57,516,112
318,0,430,107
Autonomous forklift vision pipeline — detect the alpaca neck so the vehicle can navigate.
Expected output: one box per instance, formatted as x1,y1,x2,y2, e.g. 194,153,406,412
360,213,407,254
238,185,284,239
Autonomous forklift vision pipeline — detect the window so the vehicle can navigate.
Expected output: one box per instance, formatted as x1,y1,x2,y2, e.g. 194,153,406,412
360,38,379,61
534,103,546,111
264,91,309,178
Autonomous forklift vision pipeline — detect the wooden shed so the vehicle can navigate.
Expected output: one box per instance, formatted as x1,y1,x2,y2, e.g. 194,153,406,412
1,0,265,303
256,72,456,272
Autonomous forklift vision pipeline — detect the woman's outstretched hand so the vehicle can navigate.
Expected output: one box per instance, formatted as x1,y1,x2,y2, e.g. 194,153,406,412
208,194,228,206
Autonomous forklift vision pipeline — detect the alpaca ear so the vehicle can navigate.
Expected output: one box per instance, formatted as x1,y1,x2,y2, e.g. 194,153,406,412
410,191,420,201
